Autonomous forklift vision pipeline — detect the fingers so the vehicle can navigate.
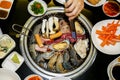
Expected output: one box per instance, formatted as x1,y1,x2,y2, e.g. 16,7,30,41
65,2,81,19
65,0,75,13
64,0,73,8
64,0,84,20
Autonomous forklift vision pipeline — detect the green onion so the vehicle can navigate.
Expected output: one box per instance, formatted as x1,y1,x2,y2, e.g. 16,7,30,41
31,1,44,15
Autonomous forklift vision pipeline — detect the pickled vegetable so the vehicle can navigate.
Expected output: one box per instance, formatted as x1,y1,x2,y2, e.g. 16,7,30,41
11,54,20,64
0,1,12,9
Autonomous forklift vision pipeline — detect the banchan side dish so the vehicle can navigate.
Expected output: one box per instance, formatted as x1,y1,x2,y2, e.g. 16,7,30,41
0,0,14,20
0,34,16,59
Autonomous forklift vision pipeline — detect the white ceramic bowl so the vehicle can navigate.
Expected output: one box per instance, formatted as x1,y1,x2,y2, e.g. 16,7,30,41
24,74,43,80
84,0,106,7
107,56,120,80
28,0,47,16
0,68,21,80
50,76,71,80
102,1,120,17
117,0,120,3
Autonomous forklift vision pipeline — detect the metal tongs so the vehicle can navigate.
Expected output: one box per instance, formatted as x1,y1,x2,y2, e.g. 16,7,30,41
65,0,77,39
69,20,76,39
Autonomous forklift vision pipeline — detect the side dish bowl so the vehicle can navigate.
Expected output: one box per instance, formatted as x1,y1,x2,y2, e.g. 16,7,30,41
0,0,14,20
27,0,47,16
24,74,43,80
84,0,106,7
102,1,120,17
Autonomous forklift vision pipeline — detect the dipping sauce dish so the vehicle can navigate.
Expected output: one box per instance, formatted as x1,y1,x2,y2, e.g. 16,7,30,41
2,51,24,71
24,74,43,80
0,0,14,20
102,1,120,17
107,56,120,80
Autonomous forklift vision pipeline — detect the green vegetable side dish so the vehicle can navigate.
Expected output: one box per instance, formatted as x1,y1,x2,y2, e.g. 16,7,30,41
11,54,20,64
31,1,44,15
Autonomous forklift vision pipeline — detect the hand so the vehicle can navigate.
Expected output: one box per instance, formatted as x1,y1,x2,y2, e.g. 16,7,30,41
64,0,84,20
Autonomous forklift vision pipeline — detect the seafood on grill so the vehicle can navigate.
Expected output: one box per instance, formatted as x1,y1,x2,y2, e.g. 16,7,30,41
29,16,89,73
74,39,89,59
75,21,85,35
41,19,47,34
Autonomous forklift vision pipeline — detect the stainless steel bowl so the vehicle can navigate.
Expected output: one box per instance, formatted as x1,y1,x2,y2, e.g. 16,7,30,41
20,7,97,79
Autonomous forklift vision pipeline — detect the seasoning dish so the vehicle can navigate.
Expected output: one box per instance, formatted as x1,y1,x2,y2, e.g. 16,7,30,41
24,74,43,80
0,68,21,80
117,0,120,3
84,0,106,7
27,0,47,16
107,56,120,80
0,34,16,59
91,19,120,55
2,51,24,71
50,76,71,80
102,1,120,17
0,0,14,20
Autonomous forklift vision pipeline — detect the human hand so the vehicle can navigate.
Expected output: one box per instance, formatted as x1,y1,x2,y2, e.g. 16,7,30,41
64,0,84,20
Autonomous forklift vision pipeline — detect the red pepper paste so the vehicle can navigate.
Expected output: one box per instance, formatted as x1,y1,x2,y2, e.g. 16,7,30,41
28,75,42,80
0,1,12,9
103,1,120,16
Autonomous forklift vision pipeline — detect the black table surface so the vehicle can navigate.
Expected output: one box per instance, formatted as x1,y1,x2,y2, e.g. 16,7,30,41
0,0,120,80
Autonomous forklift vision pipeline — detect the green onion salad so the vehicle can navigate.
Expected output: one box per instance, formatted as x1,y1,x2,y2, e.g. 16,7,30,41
31,1,44,14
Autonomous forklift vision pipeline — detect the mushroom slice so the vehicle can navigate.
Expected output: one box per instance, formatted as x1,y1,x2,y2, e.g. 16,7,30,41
46,21,49,38
48,17,55,34
53,16,60,31
41,19,47,34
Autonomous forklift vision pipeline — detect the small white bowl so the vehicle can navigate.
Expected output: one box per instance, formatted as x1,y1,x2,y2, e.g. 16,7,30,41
107,56,120,80
27,0,47,16
102,1,120,17
50,76,71,80
24,74,43,80
84,0,106,7
0,68,21,80
117,0,120,3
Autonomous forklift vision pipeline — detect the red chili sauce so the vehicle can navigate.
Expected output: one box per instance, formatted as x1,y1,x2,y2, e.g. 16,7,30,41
103,2,120,16
28,75,42,80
